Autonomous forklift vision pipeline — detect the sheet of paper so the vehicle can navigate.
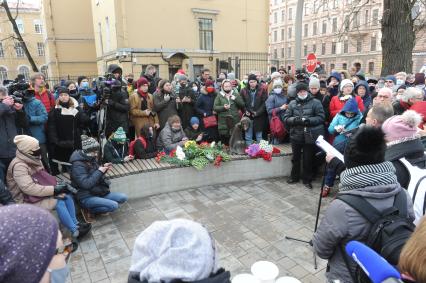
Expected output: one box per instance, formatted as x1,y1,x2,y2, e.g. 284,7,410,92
315,135,344,162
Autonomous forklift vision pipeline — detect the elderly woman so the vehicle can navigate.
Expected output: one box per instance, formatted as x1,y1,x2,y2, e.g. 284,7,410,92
6,135,91,239
157,115,188,153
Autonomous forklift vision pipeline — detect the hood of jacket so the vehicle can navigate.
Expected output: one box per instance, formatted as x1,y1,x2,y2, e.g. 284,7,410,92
127,269,231,283
327,71,342,84
107,64,122,75
69,149,96,164
354,80,370,96
385,138,426,161
339,183,403,200
340,98,359,114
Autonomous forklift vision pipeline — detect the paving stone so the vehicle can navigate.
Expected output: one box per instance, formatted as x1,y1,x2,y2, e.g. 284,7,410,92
98,240,131,264
89,268,109,282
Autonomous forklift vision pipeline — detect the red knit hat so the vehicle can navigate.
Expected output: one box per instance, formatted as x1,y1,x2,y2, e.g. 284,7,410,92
137,77,149,88
205,79,214,87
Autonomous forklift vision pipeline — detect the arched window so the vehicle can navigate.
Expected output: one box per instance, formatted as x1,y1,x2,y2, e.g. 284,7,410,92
40,65,48,79
18,66,30,80
0,66,8,84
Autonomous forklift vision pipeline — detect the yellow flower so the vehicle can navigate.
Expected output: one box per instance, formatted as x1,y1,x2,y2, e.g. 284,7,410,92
184,140,197,149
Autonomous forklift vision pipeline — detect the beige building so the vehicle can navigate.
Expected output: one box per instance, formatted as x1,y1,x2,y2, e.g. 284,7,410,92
0,1,46,82
91,0,269,80
269,0,426,76
41,0,98,81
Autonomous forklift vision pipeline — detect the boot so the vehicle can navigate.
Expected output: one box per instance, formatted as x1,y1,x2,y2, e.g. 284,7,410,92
81,208,96,223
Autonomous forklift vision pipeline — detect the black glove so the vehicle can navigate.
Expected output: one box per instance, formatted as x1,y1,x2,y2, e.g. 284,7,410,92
303,119,310,126
54,182,67,196
293,117,304,126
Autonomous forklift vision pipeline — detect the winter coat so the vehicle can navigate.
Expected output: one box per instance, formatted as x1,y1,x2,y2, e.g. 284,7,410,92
354,80,372,114
410,101,426,128
6,150,56,210
329,95,364,120
240,86,268,133
34,89,55,113
328,99,363,147
69,150,110,201
313,184,414,283
185,126,203,141
283,94,325,144
23,96,48,144
103,141,129,164
129,91,159,137
105,88,130,137
153,91,179,129
266,90,288,121
157,122,186,152
195,89,216,118
177,87,197,129
128,268,231,283
385,139,426,189
0,179,15,206
0,103,28,159
213,92,245,136
78,88,99,135
47,98,87,162
129,137,157,159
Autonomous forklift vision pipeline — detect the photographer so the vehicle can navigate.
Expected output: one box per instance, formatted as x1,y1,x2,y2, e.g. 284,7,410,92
176,74,196,130
153,80,179,129
6,135,91,239
0,86,28,182
103,64,130,138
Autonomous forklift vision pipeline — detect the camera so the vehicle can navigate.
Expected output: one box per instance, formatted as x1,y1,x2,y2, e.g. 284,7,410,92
295,68,308,81
97,73,122,101
5,81,32,104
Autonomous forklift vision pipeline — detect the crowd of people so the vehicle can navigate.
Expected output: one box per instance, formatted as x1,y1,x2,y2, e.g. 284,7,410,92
1,63,426,282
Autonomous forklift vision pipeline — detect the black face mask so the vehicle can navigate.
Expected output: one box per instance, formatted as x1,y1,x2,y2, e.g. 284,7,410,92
30,148,41,157
59,101,69,108
69,89,77,95
369,86,376,92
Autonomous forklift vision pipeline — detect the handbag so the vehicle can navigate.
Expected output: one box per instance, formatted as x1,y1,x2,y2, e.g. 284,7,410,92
203,115,218,128
270,109,287,140
24,169,57,204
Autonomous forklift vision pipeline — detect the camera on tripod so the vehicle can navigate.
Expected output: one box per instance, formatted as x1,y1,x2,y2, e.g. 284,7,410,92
5,81,32,104
295,68,308,81
97,73,122,102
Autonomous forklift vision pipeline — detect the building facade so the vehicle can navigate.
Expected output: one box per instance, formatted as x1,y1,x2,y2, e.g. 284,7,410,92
91,0,269,80
269,0,426,76
0,1,46,83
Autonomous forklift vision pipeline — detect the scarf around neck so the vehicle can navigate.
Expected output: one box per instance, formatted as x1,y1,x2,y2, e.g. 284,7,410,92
138,89,148,98
339,161,398,191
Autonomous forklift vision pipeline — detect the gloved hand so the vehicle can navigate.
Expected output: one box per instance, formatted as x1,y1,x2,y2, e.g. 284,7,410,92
293,117,304,126
303,119,310,126
164,94,171,102
54,182,68,196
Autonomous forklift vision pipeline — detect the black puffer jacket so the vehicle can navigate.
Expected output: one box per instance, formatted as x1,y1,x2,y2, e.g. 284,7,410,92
283,94,325,144
0,179,15,206
69,150,110,201
385,138,426,189
0,103,28,159
105,88,130,137
127,269,231,283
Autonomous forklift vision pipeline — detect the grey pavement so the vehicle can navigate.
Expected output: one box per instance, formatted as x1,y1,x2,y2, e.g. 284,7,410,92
69,177,333,283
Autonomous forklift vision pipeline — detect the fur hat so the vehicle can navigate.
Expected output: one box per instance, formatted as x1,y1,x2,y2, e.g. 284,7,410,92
14,135,39,155
382,110,421,144
344,126,386,169
273,79,283,88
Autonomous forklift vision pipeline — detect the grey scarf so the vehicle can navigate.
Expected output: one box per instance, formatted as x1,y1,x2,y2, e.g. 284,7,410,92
339,161,398,191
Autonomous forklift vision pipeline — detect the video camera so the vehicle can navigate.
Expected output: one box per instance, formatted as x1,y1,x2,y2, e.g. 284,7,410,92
97,73,122,100
5,80,32,104
295,68,309,82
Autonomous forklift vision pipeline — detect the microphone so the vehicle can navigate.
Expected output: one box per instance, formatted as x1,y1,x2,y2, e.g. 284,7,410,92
345,241,402,283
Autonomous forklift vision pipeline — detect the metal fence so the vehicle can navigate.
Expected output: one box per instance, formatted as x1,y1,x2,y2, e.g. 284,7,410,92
215,52,269,79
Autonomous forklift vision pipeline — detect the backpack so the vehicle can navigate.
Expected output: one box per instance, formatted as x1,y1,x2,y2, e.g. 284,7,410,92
399,157,426,225
270,109,287,140
337,191,415,283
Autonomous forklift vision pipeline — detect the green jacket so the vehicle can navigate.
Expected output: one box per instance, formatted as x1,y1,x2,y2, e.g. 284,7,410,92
213,91,245,136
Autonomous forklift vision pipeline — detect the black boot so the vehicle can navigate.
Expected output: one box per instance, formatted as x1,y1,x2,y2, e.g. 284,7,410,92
77,222,92,240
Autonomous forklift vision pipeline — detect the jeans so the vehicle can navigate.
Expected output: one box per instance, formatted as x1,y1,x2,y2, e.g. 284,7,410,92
55,194,79,233
80,192,128,214
245,124,263,145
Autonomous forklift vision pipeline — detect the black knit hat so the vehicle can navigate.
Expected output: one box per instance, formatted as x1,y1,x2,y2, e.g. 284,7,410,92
344,126,386,169
295,82,309,93
57,86,69,95
248,74,258,82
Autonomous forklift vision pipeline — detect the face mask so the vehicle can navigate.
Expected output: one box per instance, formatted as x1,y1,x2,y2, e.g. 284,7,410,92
127,78,133,84
369,86,376,92
297,94,308,100
49,265,70,283
85,151,98,158
59,100,69,108
69,89,77,95
30,148,41,157
192,86,198,92
273,88,283,94
171,126,181,132
81,82,89,89
396,79,404,85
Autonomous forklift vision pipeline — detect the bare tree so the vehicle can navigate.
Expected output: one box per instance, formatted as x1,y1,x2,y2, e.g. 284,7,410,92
0,0,39,72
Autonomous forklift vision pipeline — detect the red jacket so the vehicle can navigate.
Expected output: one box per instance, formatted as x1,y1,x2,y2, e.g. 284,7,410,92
329,95,364,120
35,89,55,113
410,101,426,129
129,137,147,156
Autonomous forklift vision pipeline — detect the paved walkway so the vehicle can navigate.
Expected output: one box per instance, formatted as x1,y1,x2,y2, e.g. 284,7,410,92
69,178,332,283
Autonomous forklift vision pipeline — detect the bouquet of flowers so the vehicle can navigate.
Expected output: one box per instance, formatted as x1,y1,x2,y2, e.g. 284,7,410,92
156,141,231,170
245,140,281,161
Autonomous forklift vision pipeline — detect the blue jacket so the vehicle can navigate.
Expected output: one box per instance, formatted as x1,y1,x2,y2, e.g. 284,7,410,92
266,90,288,121
23,97,48,144
354,80,372,112
327,72,342,97
328,98,362,146
195,91,216,117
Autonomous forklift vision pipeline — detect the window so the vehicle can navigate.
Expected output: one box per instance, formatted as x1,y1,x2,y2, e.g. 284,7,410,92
41,65,48,78
274,30,278,42
199,18,213,50
304,24,308,37
342,63,348,70
105,17,111,52
330,63,335,70
304,45,308,56
356,39,362,52
365,10,369,26
304,3,308,15
281,47,285,58
37,42,45,56
353,11,359,28
368,61,375,73
18,66,30,80
288,27,292,39
98,22,104,55
322,20,327,34
282,10,285,22
332,18,337,33
343,40,348,53
372,9,379,26
333,0,338,9
331,42,336,54
288,8,293,20
281,29,285,41
371,35,377,51
313,0,318,13
273,49,278,59
321,42,326,55
345,15,350,31
323,0,328,11
16,19,24,33
312,44,317,53
15,42,24,57
34,20,42,34
287,46,292,58
274,12,278,24
313,22,317,35
0,42,3,57
0,67,7,83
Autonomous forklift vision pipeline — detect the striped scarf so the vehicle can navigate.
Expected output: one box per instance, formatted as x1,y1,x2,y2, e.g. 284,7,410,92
339,161,398,191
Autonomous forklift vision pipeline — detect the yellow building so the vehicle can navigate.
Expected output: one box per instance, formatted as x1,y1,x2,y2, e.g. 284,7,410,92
0,1,46,82
41,0,98,80
91,0,269,80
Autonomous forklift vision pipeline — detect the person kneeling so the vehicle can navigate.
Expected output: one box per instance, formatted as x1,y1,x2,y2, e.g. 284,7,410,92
103,127,134,164
70,135,128,223
129,125,158,159
185,117,204,143
157,115,188,153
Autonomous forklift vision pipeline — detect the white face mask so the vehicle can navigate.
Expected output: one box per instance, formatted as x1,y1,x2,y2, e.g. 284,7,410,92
273,88,283,94
297,94,308,100
192,86,198,92
396,79,404,85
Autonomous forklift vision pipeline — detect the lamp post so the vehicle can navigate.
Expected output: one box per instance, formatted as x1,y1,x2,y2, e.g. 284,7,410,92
294,0,304,69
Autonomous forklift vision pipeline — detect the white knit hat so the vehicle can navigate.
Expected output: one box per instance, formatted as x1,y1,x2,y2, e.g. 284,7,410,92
340,79,354,92
14,135,39,155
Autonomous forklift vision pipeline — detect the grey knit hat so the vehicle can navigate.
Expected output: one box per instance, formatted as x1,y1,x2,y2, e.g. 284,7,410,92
309,78,320,89
81,135,100,154
129,219,218,283
0,204,58,283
